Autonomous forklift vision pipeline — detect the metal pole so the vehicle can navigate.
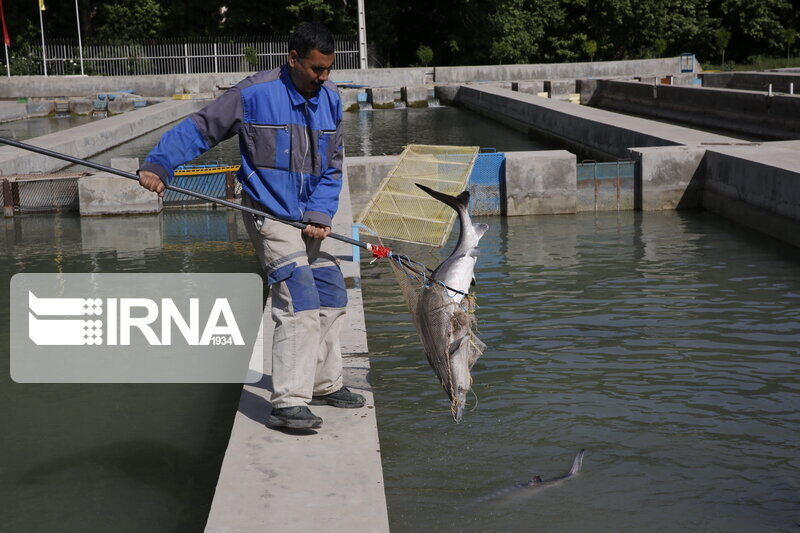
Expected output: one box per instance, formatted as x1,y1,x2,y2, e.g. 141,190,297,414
357,0,368,69
38,3,47,76
3,43,9,77
184,42,189,74
0,136,469,293
213,42,218,73
74,0,84,75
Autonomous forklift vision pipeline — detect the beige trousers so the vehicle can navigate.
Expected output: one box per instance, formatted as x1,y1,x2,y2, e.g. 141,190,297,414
242,193,347,408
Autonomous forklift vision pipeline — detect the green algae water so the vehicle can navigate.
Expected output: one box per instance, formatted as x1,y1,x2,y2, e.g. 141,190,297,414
0,211,259,531
2,209,799,531
362,211,800,532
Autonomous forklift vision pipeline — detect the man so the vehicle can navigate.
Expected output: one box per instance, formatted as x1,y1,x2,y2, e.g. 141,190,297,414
137,22,364,430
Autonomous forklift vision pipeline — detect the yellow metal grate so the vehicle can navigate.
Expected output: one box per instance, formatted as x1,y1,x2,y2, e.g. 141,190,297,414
356,144,479,247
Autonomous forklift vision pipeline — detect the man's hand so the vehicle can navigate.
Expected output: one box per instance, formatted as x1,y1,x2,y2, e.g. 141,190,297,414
138,170,165,197
302,223,331,240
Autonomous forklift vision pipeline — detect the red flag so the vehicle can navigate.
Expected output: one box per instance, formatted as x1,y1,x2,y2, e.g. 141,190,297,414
0,0,10,47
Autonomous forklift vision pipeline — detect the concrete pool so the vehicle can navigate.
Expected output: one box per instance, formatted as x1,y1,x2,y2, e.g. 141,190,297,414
2,208,798,531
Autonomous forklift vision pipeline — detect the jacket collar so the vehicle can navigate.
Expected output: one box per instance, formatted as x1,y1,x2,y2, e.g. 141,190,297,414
281,64,320,108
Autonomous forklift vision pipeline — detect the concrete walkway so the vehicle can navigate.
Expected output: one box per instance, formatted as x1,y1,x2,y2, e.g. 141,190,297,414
455,84,739,159
0,99,205,176
205,174,389,532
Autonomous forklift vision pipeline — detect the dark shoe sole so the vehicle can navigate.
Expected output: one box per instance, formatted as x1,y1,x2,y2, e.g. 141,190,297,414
309,397,366,408
267,415,322,429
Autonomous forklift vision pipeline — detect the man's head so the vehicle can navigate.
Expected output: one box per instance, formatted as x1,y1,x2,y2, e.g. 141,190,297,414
287,22,335,99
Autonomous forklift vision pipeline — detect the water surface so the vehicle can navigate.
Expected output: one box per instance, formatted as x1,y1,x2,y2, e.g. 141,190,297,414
0,115,97,142
0,211,258,531
362,210,800,532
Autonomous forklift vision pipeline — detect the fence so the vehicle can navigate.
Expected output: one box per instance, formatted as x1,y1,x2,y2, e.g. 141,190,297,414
28,36,360,76
1,172,88,215
576,160,635,212
468,150,505,216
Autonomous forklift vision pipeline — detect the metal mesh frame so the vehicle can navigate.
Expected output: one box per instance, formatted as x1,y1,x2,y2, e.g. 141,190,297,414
356,144,480,247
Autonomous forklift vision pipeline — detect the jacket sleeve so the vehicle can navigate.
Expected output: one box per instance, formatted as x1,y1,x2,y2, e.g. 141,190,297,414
302,101,344,227
138,88,243,186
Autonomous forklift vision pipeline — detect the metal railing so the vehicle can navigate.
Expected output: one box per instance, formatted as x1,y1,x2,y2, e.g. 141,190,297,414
28,36,360,76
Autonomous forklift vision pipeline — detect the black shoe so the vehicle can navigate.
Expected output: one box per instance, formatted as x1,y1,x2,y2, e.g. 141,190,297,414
267,406,322,429
309,386,366,408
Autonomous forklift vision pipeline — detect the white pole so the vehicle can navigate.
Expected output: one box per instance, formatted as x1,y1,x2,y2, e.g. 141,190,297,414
791,82,795,95
38,3,47,76
768,83,773,96
74,0,84,75
4,43,9,77
214,42,218,73
184,42,189,74
357,0,368,69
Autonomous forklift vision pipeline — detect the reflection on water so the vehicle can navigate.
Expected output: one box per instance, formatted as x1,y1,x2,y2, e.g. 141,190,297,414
0,210,258,532
0,115,97,141
363,210,800,533
81,106,544,168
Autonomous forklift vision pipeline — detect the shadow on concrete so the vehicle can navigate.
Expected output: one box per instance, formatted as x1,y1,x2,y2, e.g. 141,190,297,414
237,382,320,436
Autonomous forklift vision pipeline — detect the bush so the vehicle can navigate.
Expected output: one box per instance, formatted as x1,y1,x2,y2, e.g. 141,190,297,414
415,45,433,67
242,46,259,69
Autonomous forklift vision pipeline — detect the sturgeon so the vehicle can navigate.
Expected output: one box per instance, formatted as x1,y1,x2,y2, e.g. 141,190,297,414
414,184,488,422
474,450,586,504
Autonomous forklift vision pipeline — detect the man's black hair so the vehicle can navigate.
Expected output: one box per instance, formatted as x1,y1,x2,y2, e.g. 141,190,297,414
289,22,335,58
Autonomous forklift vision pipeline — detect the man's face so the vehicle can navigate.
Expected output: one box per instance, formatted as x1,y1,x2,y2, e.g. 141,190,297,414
288,49,335,98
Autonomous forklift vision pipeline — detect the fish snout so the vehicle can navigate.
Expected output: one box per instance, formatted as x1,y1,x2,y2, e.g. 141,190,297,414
452,387,468,423
453,403,464,423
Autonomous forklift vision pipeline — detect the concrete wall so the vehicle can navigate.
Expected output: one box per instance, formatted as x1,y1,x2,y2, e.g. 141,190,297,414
435,56,695,83
454,84,736,160
628,145,707,210
0,57,694,98
402,86,428,107
0,102,26,123
0,68,430,98
702,142,800,247
588,79,800,140
504,151,576,215
345,151,578,218
367,87,396,109
0,99,204,175
78,158,162,215
700,72,800,93
344,155,397,219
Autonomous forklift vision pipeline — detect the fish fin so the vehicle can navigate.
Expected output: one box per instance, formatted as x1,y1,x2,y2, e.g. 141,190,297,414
473,223,489,241
416,183,469,212
448,335,469,357
569,449,585,475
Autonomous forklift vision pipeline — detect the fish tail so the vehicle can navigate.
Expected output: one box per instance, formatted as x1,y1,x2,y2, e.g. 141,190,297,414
569,449,585,476
415,183,469,212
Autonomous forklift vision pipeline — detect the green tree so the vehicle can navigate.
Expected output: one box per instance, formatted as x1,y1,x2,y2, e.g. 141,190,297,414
786,28,798,62
583,39,597,61
93,0,165,41
415,45,434,66
654,38,667,57
715,28,731,65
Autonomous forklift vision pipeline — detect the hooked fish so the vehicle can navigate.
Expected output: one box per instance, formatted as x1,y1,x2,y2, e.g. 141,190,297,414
474,450,586,504
414,184,488,422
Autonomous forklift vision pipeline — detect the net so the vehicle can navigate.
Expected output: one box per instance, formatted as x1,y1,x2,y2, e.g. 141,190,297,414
356,144,479,247
388,254,485,422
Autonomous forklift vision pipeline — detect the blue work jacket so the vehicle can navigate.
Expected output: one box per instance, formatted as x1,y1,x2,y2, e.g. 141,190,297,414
139,65,344,227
